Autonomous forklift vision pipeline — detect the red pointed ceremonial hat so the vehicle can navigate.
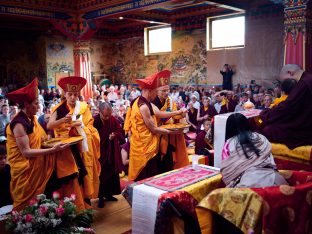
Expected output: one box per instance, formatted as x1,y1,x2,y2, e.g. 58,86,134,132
58,76,87,92
156,70,171,90
7,78,38,103
135,70,171,90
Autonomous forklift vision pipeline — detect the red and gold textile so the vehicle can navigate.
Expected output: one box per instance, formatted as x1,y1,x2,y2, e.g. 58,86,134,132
272,143,312,171
197,170,312,234
145,165,218,192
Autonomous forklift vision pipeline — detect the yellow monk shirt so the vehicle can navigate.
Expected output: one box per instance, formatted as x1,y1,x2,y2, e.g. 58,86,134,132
125,97,159,180
6,112,55,211
270,94,288,108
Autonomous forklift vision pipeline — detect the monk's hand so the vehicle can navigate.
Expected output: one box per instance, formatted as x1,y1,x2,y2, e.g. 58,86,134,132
70,120,82,127
52,142,70,152
109,132,116,140
63,114,72,124
179,108,187,117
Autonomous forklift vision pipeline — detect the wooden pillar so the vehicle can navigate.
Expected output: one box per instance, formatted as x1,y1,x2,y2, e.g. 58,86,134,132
73,41,93,100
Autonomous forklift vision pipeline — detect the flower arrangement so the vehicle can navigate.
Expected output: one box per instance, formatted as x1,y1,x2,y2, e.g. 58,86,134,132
5,192,95,234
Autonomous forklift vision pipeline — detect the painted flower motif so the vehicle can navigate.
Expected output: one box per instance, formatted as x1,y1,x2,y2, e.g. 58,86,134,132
52,191,61,200
25,214,33,223
55,207,65,217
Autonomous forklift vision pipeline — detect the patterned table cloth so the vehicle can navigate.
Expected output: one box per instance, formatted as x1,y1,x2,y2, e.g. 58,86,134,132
122,165,222,234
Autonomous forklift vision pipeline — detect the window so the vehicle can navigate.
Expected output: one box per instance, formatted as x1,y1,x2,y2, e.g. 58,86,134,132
207,15,245,50
144,26,172,55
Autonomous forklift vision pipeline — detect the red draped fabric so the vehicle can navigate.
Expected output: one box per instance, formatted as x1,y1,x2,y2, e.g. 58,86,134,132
74,41,92,100
284,32,304,68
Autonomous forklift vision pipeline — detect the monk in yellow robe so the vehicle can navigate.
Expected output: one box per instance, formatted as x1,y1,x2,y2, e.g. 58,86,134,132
152,72,189,171
124,71,185,181
47,76,101,205
6,78,70,211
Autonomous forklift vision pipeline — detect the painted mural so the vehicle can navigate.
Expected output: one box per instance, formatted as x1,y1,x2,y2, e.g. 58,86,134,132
90,15,284,86
90,28,208,85
90,39,116,84
0,34,46,90
46,37,74,88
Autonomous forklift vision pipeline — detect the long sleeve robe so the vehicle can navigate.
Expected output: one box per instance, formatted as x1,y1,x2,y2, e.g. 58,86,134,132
52,100,101,199
260,72,312,149
6,112,54,211
93,115,125,197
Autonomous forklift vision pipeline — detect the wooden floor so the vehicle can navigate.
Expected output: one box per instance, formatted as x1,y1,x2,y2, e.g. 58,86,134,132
92,195,132,234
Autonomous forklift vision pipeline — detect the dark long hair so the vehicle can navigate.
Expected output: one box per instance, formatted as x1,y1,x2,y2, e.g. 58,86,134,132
225,113,260,158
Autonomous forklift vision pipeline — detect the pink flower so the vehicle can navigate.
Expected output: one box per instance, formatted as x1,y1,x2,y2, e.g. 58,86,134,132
52,191,61,200
25,214,33,223
29,198,38,206
70,194,76,201
12,211,20,222
39,205,48,216
55,207,65,216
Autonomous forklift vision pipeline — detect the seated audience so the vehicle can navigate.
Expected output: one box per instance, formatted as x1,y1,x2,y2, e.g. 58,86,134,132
221,113,288,188
186,102,198,132
262,94,273,109
270,78,297,108
234,93,248,112
0,104,10,142
214,91,228,114
197,97,216,130
190,94,200,110
195,120,213,155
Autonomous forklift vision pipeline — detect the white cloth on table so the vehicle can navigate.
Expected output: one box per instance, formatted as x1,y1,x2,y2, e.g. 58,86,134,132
132,184,166,234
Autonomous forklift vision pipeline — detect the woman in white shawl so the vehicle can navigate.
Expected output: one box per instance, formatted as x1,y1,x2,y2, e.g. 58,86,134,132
221,113,287,188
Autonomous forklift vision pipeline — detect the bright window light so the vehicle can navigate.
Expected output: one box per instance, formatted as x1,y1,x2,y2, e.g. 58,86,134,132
210,15,245,49
145,26,172,54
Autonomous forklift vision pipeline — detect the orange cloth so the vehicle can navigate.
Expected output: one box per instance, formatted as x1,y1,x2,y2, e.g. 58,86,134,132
6,117,54,211
270,94,288,108
125,98,159,180
158,97,189,169
52,100,101,199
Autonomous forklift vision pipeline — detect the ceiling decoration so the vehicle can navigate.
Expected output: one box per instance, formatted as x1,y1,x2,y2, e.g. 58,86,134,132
0,0,284,39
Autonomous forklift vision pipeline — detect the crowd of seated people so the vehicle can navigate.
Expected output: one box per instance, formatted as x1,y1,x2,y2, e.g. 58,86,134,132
0,71,302,211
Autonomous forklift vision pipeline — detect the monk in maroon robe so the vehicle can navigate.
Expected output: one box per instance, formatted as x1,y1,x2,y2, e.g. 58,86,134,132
197,97,216,130
226,91,238,112
260,64,312,149
93,102,125,208
186,102,198,132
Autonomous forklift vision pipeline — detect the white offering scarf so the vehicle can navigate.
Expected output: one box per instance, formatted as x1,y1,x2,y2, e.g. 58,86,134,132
71,100,89,152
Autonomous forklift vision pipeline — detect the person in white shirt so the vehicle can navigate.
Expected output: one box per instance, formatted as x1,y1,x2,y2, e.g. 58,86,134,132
107,86,118,102
190,95,200,110
234,93,248,112
188,86,200,100
170,87,179,103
